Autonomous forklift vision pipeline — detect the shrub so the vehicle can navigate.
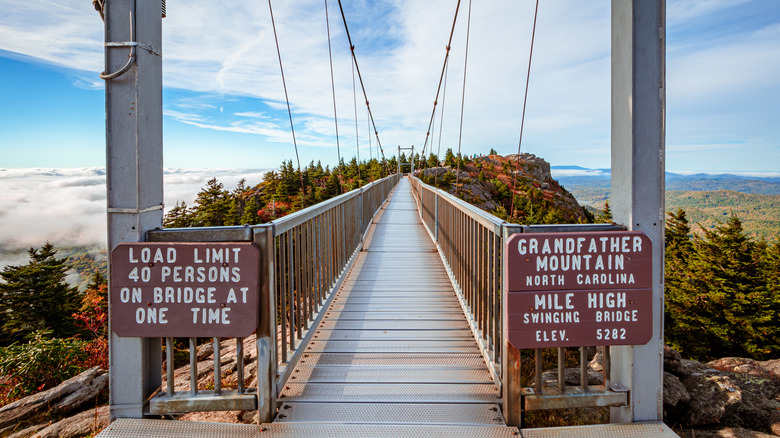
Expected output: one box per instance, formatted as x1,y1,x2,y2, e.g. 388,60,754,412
0,330,87,401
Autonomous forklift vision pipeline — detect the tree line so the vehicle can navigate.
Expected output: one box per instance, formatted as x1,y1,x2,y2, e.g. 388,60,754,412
664,209,780,361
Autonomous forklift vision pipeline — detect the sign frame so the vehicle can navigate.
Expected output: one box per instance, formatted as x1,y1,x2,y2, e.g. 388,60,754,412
503,231,653,349
110,242,261,338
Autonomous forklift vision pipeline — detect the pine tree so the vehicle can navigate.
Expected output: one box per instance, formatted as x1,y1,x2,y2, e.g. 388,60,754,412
191,178,231,227
596,200,613,224
0,243,81,345
663,209,701,355
163,201,193,228
673,214,779,360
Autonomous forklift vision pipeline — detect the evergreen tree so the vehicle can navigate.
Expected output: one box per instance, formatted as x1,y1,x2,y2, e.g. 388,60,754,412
444,148,456,167
764,237,780,296
663,209,699,355
596,200,613,224
191,178,231,227
668,214,779,360
427,153,439,168
163,201,193,228
0,243,81,344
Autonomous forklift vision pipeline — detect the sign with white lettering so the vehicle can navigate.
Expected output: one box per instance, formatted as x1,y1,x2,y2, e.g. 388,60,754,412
110,242,260,338
504,232,652,348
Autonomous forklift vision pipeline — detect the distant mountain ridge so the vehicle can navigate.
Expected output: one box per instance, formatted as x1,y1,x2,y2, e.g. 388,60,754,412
551,166,780,239
552,166,780,196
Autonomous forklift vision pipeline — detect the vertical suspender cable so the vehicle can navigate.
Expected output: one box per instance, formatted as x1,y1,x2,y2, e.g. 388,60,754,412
435,58,450,187
510,0,540,220
268,0,306,207
367,107,372,161
417,0,462,172
325,0,343,193
336,0,389,175
352,51,361,181
454,0,473,196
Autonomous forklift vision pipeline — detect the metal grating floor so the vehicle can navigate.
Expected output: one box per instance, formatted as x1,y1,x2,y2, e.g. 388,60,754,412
277,177,505,427
275,402,506,425
95,179,680,437
97,419,680,437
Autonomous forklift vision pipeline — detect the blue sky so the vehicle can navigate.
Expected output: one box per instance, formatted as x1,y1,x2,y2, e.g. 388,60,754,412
0,0,779,172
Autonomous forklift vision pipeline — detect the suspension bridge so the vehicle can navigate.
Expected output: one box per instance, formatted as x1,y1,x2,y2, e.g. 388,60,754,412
97,0,675,436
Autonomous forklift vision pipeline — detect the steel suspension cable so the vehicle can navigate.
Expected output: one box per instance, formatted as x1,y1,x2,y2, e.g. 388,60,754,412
336,0,389,175
435,58,451,187
325,0,344,193
416,0,462,172
454,0,473,195
367,106,372,161
510,0,540,220
352,54,361,181
267,0,306,207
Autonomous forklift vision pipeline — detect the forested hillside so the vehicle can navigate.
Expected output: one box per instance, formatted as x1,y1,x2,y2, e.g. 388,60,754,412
566,186,780,239
666,190,780,238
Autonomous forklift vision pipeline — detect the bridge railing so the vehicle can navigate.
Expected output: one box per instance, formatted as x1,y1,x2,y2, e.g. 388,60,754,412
145,173,400,421
409,175,626,425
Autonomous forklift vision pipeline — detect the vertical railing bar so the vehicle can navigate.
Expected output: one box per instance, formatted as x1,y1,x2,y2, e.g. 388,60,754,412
486,232,494,350
534,348,543,394
340,203,346,272
237,337,245,394
304,222,311,328
314,215,322,306
496,232,503,371
477,225,488,340
580,346,588,393
603,346,611,389
165,337,174,396
557,347,565,393
298,225,307,332
189,337,197,396
328,209,335,289
280,233,288,364
213,337,221,395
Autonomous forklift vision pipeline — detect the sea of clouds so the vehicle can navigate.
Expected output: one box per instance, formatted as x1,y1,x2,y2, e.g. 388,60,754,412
0,168,268,268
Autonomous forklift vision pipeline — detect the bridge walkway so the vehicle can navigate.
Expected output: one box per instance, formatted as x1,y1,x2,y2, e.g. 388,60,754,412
97,177,678,437
271,177,511,433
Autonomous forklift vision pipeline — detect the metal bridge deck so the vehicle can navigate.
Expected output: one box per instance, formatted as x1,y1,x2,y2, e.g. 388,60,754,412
96,177,678,437
275,177,507,430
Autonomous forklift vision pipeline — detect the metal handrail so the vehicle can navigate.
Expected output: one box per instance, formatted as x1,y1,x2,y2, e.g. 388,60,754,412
409,176,627,424
146,173,401,421
409,176,505,386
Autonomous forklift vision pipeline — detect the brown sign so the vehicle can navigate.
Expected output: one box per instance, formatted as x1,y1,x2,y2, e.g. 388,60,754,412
110,242,260,338
504,232,653,348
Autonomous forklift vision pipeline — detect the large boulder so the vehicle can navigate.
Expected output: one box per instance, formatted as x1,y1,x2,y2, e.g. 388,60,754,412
663,371,690,408
707,357,780,383
663,347,780,434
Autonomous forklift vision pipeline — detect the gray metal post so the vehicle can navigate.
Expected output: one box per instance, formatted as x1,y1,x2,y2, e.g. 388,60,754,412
254,226,278,423
397,146,401,174
501,224,524,426
610,0,665,423
104,0,164,420
411,145,415,174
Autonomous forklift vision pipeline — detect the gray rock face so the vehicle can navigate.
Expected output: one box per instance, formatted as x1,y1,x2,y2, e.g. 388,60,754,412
32,406,109,438
677,371,730,426
664,347,780,435
0,367,104,429
663,372,690,408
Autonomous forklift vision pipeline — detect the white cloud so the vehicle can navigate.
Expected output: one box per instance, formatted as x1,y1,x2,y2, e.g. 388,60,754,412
0,0,777,171
551,168,609,178
0,168,269,269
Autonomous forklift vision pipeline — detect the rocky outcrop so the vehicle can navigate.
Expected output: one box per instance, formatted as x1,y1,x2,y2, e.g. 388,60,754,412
664,347,780,436
30,406,109,438
0,367,106,431
419,153,588,222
